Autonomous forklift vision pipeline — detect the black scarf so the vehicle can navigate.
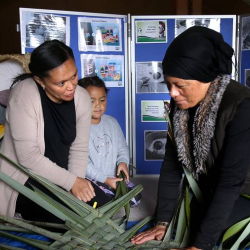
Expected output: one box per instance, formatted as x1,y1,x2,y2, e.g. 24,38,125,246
162,26,234,82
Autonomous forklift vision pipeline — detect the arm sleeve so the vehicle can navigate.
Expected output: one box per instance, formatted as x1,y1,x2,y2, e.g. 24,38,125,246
8,93,77,191
155,134,183,222
86,158,108,183
194,98,250,250
68,90,92,179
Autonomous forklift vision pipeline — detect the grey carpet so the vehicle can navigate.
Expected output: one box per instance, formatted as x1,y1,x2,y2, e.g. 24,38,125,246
114,176,159,222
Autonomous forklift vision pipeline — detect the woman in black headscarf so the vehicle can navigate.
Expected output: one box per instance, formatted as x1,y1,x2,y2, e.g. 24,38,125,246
131,26,250,249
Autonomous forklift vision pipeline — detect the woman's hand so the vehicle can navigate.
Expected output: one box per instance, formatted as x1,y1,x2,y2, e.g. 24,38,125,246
105,177,123,190
130,225,167,245
71,177,95,202
117,162,129,181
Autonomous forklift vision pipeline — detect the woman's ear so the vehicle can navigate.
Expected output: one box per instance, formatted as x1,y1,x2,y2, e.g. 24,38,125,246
34,76,45,89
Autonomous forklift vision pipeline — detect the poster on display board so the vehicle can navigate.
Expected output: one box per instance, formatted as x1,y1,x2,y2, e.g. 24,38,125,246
144,130,167,161
141,100,169,122
245,69,250,87
175,18,220,36
20,11,70,48
136,20,167,43
131,15,236,175
241,16,250,50
136,62,167,93
81,54,124,87
78,17,122,52
238,14,250,84
19,8,128,143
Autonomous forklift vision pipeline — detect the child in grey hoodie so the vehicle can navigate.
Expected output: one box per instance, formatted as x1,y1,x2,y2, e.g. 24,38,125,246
79,76,141,207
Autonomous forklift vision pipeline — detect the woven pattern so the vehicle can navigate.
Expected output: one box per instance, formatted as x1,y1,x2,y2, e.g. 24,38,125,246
0,54,31,73
0,184,171,249
0,153,175,249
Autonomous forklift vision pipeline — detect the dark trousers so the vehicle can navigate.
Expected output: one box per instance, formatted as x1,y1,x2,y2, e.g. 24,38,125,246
15,178,113,224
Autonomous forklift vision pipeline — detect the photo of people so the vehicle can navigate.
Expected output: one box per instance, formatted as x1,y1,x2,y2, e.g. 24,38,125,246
78,17,122,52
81,54,124,87
241,16,250,50
175,18,220,37
245,69,250,87
158,21,166,38
145,130,167,161
136,62,168,93
22,12,69,48
136,20,167,43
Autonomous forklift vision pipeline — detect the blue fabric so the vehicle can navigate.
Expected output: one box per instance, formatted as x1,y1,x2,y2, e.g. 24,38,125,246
0,221,152,249
126,221,153,231
0,232,51,250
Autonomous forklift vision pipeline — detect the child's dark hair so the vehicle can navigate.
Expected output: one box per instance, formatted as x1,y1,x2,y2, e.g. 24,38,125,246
78,76,109,94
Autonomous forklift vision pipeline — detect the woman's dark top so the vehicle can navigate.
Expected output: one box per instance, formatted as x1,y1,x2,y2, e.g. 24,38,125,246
37,83,76,169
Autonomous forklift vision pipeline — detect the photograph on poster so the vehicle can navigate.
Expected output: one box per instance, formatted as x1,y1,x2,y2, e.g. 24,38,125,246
245,69,250,87
78,17,122,52
145,130,167,161
22,12,69,48
242,16,250,50
141,100,170,122
81,54,124,87
136,20,167,43
175,18,220,37
136,62,168,93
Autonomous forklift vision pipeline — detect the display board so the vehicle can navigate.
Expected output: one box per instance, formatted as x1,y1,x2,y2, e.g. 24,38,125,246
238,14,250,87
131,15,236,175
19,10,238,175
19,8,129,140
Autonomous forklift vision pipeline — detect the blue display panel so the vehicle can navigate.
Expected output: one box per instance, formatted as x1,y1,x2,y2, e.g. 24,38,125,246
132,16,236,175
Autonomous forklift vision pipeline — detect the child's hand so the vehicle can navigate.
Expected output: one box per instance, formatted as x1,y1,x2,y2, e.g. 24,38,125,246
105,177,123,190
117,162,130,181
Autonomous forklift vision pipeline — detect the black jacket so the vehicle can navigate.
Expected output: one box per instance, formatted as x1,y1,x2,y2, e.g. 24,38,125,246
155,80,250,250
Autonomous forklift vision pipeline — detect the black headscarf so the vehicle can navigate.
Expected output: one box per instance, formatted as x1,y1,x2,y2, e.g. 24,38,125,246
162,26,234,82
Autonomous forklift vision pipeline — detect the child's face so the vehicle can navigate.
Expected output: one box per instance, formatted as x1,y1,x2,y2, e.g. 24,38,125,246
86,86,107,124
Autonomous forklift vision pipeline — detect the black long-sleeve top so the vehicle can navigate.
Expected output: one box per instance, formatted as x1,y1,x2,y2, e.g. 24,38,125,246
155,98,250,250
